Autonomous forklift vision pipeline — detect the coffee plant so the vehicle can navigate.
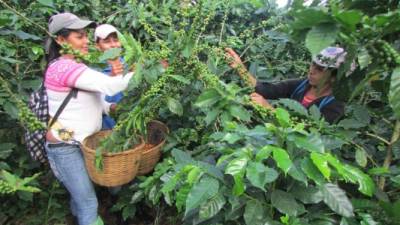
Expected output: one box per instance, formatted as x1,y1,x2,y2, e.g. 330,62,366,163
1,0,400,224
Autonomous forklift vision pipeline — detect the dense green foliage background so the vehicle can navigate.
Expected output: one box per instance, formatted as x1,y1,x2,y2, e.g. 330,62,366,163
1,0,400,224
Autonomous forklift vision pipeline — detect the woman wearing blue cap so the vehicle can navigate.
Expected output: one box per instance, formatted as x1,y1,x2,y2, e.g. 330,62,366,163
43,13,133,225
226,47,351,123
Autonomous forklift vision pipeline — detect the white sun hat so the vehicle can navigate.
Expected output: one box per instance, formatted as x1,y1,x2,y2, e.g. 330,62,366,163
94,24,119,42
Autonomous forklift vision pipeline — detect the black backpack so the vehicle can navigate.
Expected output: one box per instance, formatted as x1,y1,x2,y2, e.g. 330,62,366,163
24,83,77,163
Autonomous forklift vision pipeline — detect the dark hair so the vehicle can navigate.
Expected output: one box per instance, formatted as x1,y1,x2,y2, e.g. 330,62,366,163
45,28,73,66
95,32,118,43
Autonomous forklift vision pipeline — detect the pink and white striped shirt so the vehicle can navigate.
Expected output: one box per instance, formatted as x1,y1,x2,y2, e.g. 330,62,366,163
45,58,87,92
44,57,133,142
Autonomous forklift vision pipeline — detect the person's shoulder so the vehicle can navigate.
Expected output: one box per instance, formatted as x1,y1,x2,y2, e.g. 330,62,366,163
286,78,306,83
49,58,86,69
47,58,84,73
275,78,306,89
324,98,345,111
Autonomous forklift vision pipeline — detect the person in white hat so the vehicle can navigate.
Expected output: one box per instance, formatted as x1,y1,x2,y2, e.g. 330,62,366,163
43,13,134,225
226,46,352,123
94,24,126,130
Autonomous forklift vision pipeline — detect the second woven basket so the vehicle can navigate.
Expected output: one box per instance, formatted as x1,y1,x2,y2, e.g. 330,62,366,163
137,120,169,175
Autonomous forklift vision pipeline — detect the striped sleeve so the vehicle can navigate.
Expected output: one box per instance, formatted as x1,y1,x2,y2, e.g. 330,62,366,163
45,58,88,92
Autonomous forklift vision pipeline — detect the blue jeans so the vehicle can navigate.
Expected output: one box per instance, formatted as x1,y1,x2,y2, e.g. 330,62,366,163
45,142,98,225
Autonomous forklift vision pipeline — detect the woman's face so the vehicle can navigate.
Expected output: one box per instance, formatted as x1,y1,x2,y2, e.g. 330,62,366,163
307,62,333,87
56,29,89,55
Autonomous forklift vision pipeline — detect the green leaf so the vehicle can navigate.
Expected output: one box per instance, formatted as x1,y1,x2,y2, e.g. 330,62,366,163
4,101,18,119
272,146,292,174
271,190,305,216
128,63,142,90
357,47,371,70
278,98,308,116
292,185,323,204
389,67,400,119
310,152,331,179
309,105,321,121
380,200,400,221
325,154,375,196
359,213,378,225
32,46,44,56
172,149,194,164
322,135,346,150
342,165,375,196
167,97,183,116
288,163,308,184
0,56,23,64
275,108,291,128
337,118,366,129
244,200,266,225
187,166,202,184
232,174,245,196
352,198,378,210
1,170,17,185
320,183,354,217
194,89,221,108
225,157,248,176
185,176,219,216
130,191,144,204
176,183,192,212
199,193,226,220
99,48,122,61
391,175,400,185
336,10,363,31
144,67,158,83
352,104,371,124
126,33,142,62
228,105,251,122
37,0,54,8
222,133,242,144
161,173,180,195
226,157,247,195
246,162,278,190
291,133,325,153
182,42,194,58
122,205,136,221
204,108,220,125
355,149,368,168
291,8,332,30
13,31,40,40
0,143,15,159
305,23,338,56
368,167,390,175
168,75,190,84
255,146,272,162
90,216,104,225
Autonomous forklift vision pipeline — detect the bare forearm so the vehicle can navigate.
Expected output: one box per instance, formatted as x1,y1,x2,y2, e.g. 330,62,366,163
237,65,257,87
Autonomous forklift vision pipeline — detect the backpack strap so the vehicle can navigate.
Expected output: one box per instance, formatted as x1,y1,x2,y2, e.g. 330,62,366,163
291,79,308,99
318,95,335,110
48,88,78,128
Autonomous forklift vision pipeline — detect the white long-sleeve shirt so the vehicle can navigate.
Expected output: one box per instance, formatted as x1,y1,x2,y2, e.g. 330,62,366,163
45,58,132,142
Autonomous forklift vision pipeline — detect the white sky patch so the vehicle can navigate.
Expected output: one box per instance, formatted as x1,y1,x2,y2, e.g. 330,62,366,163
275,0,314,8
275,0,289,8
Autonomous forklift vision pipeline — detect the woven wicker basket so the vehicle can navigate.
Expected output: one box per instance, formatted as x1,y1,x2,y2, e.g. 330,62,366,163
81,130,145,187
137,120,169,175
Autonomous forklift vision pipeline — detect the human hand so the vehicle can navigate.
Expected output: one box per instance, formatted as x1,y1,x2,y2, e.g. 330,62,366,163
128,63,135,73
225,47,244,69
109,59,123,76
160,59,169,69
110,103,117,112
250,92,273,109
